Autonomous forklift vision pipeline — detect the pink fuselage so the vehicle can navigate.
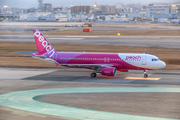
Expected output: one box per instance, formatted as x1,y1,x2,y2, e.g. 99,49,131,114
53,52,149,71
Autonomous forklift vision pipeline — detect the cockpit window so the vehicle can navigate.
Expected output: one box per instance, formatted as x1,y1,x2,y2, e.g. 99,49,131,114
152,59,160,61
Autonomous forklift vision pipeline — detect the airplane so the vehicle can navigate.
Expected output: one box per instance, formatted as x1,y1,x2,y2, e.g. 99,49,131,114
31,30,166,78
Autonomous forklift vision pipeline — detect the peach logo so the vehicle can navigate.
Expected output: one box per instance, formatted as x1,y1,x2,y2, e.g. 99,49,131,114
34,30,55,58
126,56,141,60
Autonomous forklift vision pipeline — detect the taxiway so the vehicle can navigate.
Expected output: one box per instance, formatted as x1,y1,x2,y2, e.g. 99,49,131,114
0,67,180,120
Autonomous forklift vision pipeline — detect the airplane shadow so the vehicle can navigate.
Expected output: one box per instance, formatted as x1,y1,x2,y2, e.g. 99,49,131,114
23,70,131,83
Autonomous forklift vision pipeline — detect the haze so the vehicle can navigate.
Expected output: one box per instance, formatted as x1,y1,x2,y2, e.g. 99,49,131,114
0,0,179,8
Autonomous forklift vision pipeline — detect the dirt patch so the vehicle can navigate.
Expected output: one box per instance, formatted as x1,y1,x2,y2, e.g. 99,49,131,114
0,42,180,69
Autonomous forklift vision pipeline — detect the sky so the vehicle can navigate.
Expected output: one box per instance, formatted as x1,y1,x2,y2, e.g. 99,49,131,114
0,0,179,8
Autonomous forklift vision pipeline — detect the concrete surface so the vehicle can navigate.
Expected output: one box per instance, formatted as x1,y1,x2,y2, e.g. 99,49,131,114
0,67,179,120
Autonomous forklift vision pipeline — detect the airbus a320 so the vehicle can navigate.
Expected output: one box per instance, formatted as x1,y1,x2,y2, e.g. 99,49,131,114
31,30,166,78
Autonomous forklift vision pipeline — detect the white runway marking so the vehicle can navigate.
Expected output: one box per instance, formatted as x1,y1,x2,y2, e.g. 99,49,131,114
49,38,84,40
64,36,100,38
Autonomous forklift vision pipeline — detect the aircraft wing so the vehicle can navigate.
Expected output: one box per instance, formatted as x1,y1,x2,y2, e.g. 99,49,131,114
61,64,114,69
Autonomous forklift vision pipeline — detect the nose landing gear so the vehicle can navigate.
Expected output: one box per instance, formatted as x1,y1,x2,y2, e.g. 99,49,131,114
144,74,148,78
144,70,148,78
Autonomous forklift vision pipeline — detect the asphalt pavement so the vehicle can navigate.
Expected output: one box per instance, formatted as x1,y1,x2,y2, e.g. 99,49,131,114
0,67,180,120
0,35,180,48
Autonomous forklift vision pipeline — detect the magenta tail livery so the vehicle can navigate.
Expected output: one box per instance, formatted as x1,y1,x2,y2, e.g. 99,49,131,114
31,30,166,78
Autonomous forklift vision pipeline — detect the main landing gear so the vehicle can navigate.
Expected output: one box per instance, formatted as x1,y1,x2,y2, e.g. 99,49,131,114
144,74,148,78
91,73,97,78
144,70,148,78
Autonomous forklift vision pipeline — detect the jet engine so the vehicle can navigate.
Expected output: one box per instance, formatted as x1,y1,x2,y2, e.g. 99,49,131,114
101,67,117,76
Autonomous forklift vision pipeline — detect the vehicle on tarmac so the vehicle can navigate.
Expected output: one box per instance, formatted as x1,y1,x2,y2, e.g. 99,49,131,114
82,23,93,27
65,24,71,27
75,24,80,27
31,30,166,78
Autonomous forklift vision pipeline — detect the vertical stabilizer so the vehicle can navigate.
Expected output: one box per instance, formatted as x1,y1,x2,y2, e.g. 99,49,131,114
33,30,54,54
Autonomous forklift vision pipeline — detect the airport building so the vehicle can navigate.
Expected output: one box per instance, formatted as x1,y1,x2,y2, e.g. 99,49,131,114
27,12,55,21
170,4,180,14
20,14,28,21
71,6,90,14
55,13,68,22
105,15,128,21
10,8,28,14
146,4,170,17
75,14,87,22
0,14,19,21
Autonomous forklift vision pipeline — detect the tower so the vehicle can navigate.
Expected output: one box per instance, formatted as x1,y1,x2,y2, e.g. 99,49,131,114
38,0,44,12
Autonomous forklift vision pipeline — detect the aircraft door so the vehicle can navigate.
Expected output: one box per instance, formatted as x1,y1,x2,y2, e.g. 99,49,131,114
142,56,147,65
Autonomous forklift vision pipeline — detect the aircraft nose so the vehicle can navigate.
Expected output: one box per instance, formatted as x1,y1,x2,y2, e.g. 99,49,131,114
160,61,166,68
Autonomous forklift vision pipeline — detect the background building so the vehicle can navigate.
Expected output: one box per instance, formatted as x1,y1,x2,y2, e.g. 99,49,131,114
43,3,53,12
100,5,109,13
71,6,90,14
28,7,37,13
38,0,44,12
54,7,63,13
108,6,116,14
11,8,28,14
2,6,11,14
146,4,170,17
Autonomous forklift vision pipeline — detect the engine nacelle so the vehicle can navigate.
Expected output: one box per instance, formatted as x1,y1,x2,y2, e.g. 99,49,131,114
117,69,129,72
101,67,117,76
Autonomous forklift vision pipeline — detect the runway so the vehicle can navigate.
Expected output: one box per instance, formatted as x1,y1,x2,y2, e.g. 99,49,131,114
1,22,180,31
0,35,180,48
0,67,180,120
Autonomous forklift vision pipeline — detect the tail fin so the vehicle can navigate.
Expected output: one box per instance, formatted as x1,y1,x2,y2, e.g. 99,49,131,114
33,30,53,54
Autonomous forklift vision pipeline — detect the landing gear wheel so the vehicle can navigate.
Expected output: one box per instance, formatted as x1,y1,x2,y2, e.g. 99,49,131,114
144,74,148,78
91,73,97,78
